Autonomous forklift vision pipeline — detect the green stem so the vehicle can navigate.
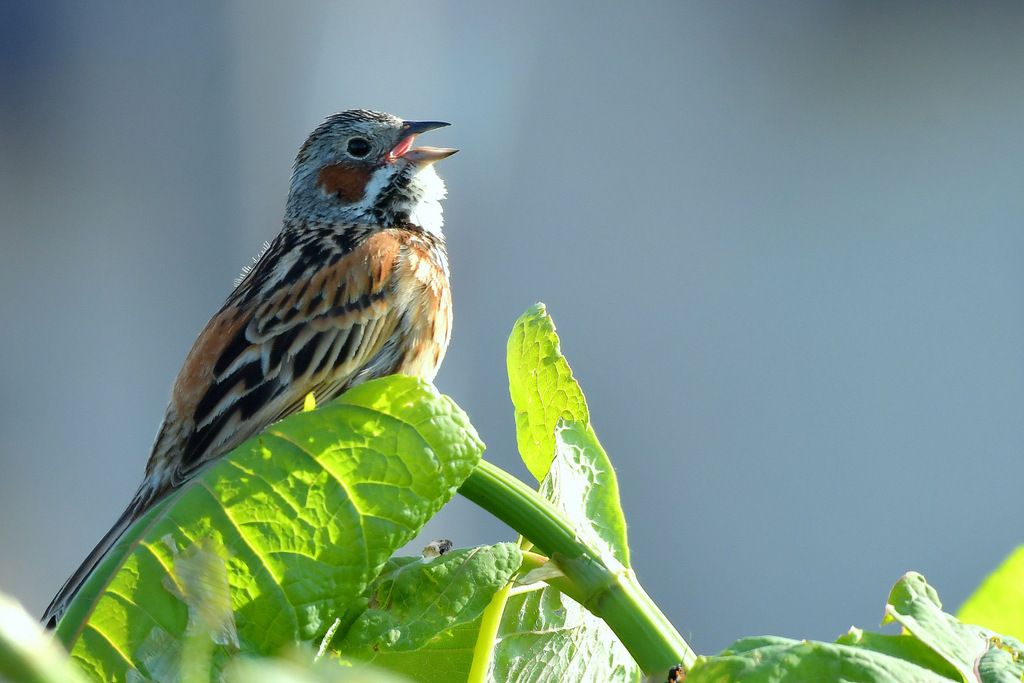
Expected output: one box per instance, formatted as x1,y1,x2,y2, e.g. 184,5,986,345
458,459,697,674
467,580,513,683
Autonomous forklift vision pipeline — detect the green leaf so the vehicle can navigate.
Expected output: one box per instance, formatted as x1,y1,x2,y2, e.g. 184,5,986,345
0,591,89,683
335,543,522,654
489,586,641,683
686,636,956,683
359,616,484,683
976,639,1024,683
958,545,1024,641
480,422,639,681
224,651,418,683
506,304,630,568
542,420,629,568
835,628,961,681
687,574,1024,683
507,303,589,481
882,571,994,682
490,303,676,676
56,375,484,683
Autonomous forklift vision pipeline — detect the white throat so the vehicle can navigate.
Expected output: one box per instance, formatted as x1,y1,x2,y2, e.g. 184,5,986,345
398,164,447,239
286,162,448,239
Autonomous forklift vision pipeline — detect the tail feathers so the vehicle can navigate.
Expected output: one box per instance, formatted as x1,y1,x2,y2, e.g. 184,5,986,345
42,503,141,629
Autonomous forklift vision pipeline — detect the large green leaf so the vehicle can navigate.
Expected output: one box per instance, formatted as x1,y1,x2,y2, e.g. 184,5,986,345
56,376,484,682
958,545,1024,641
487,425,640,683
687,636,955,683
541,420,629,568
357,614,484,683
489,587,640,683
326,543,522,683
687,573,1024,683
882,571,1023,683
507,303,589,481
506,304,630,567
335,543,522,654
834,629,961,681
493,305,640,681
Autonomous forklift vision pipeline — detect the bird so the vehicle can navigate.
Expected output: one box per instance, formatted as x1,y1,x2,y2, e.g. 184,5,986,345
43,109,457,627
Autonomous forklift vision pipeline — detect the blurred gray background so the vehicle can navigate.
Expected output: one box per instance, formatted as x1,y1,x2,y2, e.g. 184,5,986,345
1,1,1022,656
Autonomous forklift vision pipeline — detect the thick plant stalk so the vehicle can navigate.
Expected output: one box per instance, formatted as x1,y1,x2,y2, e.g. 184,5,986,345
459,459,697,675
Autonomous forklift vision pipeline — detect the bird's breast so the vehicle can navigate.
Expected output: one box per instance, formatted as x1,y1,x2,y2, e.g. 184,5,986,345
387,231,452,381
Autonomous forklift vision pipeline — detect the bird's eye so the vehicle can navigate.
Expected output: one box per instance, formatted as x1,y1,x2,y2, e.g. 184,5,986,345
346,138,372,158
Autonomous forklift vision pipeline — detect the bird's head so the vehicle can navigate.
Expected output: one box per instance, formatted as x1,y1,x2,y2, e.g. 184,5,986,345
285,110,457,237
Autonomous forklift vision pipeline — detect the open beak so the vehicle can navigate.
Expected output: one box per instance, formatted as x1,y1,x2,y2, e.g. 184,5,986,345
388,120,458,165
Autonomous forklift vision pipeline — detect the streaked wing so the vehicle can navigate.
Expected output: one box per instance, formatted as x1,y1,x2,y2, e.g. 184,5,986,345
156,230,409,487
